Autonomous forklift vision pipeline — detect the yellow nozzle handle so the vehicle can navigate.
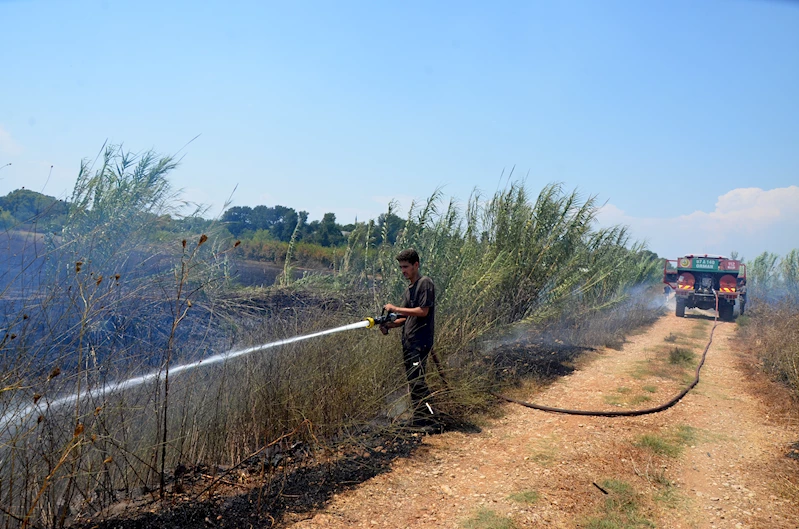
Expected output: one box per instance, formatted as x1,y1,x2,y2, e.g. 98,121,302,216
364,317,376,328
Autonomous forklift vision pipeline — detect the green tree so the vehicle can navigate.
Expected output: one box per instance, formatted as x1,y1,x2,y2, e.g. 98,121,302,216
221,204,304,241
374,212,405,245
0,189,69,229
0,208,14,229
310,212,344,247
221,206,253,237
268,206,303,241
249,205,273,231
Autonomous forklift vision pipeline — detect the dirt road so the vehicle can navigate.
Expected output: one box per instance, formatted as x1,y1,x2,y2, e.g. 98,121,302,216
286,312,798,528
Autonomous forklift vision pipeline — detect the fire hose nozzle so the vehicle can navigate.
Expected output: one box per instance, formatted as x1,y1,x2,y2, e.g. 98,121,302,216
364,312,398,328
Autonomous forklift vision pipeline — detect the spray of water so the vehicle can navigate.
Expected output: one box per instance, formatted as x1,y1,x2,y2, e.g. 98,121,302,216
2,319,371,429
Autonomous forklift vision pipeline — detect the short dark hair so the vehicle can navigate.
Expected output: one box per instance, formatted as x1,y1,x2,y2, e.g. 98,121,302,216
396,248,420,265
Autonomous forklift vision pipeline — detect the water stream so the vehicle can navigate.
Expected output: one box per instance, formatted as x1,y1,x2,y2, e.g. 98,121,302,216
2,319,371,429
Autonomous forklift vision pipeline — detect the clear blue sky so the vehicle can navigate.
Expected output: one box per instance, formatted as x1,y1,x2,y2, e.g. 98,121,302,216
1,0,797,260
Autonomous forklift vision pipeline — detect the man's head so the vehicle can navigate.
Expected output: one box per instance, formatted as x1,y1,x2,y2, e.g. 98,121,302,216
396,248,420,282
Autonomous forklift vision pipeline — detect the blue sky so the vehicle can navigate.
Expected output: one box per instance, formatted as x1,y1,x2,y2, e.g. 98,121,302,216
1,0,797,260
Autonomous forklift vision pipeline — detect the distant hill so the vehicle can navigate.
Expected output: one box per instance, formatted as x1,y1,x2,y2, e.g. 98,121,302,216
0,188,69,230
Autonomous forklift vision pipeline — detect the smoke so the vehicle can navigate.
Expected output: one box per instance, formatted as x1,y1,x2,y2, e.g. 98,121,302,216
479,282,665,355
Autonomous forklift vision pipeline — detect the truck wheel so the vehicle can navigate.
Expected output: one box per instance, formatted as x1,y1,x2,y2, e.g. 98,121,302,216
676,299,685,318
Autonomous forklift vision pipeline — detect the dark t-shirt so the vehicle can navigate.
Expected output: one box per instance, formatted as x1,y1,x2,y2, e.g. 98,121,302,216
401,275,435,349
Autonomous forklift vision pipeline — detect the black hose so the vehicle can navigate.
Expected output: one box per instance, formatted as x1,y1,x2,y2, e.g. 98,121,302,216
492,312,721,417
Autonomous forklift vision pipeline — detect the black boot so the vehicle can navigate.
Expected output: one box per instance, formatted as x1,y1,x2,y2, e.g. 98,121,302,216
410,401,443,433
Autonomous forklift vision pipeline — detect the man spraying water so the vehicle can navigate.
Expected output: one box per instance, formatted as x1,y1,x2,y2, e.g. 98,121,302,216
379,248,439,430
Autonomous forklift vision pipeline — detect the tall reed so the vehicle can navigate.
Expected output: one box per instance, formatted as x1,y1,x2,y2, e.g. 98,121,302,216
1,157,663,527
740,249,799,400
336,181,662,414
0,146,235,527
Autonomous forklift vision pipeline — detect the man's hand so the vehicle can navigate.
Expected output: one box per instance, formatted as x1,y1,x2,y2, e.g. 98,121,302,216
383,303,399,314
379,323,389,335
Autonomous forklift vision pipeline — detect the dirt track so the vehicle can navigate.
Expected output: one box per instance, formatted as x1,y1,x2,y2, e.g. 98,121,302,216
287,312,799,528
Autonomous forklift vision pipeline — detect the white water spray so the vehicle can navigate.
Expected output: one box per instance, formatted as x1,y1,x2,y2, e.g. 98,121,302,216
2,319,371,429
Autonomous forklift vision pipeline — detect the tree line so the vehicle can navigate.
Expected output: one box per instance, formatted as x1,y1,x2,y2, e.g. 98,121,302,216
0,188,405,249
220,204,405,247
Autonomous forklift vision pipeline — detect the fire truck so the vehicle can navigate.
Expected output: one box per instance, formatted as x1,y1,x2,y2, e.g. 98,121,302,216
663,255,747,321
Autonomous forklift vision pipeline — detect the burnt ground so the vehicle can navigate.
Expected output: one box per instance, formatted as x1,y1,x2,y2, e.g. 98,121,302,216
228,260,313,289
215,279,366,320
485,336,596,381
789,441,799,461
72,432,424,529
69,336,590,529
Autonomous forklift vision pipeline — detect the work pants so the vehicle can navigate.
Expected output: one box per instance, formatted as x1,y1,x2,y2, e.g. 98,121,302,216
402,344,432,416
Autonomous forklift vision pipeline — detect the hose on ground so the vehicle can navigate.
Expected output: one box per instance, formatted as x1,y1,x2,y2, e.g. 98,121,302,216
492,302,721,417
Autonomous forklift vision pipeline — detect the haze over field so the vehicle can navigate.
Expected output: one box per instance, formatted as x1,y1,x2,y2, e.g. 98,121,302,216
1,0,798,259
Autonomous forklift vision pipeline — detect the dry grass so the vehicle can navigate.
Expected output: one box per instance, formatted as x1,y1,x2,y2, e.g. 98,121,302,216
0,170,668,528
734,306,799,512
739,300,799,402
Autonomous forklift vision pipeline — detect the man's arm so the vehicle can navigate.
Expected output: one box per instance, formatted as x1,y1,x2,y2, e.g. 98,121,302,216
383,303,429,318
